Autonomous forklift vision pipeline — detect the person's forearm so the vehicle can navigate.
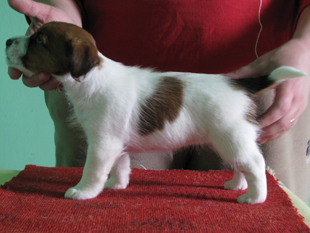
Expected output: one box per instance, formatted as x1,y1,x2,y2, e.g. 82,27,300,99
35,0,82,27
293,6,310,42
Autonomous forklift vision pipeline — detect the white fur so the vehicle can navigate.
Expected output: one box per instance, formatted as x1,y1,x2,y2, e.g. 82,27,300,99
56,55,304,204
6,36,32,77
6,34,308,204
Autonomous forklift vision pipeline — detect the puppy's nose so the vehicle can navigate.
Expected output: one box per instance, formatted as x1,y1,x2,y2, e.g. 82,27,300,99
6,39,14,47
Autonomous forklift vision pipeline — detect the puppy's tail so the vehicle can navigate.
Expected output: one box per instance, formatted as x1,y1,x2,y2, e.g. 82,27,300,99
232,66,308,94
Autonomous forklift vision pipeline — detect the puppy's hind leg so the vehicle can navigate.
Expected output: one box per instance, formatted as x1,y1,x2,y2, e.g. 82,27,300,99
105,153,131,190
211,122,267,204
224,170,248,191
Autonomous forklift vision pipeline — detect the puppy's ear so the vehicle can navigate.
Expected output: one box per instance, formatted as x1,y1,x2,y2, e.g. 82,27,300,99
70,38,100,81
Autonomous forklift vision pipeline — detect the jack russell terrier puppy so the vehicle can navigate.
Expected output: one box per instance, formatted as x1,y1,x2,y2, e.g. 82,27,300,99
6,22,308,204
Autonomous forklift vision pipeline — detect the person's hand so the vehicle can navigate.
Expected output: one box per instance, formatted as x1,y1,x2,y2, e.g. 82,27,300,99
226,38,310,144
8,0,82,92
8,69,63,92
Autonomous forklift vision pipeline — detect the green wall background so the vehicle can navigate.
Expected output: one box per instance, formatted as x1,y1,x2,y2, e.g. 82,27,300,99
0,1,55,170
0,0,309,206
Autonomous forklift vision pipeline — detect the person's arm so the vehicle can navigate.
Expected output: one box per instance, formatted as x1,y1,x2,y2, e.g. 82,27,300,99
7,0,82,92
227,6,310,144
16,0,82,34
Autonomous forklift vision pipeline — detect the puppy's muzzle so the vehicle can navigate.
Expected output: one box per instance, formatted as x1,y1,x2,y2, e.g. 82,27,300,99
6,38,20,49
6,39,14,47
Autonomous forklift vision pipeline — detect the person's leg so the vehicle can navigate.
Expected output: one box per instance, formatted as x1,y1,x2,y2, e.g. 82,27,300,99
185,145,231,171
45,91,87,167
255,90,310,205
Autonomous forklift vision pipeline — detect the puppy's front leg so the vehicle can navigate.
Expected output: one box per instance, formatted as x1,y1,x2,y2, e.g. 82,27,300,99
65,137,123,200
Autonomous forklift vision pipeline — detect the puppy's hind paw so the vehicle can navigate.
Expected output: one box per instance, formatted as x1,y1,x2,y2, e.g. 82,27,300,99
237,193,266,204
224,179,248,191
104,177,129,190
65,187,100,200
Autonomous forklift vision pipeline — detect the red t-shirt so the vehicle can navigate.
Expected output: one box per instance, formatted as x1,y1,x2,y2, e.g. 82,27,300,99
75,0,310,73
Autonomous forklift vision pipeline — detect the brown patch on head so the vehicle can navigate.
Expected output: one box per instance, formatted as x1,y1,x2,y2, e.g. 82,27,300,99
138,77,184,135
22,22,101,79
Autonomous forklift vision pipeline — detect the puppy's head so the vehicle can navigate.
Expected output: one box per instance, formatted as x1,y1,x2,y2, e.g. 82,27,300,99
6,22,100,81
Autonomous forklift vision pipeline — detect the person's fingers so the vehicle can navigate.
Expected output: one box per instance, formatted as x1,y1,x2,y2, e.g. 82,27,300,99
257,78,310,143
256,81,293,143
54,84,66,93
8,67,22,80
259,130,286,144
258,85,293,128
8,0,50,20
225,59,269,79
9,0,57,35
39,76,61,91
22,72,50,88
9,68,62,92
8,0,32,14
9,0,82,36
226,66,258,79
258,114,299,144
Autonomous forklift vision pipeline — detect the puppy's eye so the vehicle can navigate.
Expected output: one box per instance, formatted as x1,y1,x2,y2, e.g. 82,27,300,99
36,36,42,44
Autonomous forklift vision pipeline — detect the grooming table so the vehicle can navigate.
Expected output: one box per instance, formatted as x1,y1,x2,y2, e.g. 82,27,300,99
0,166,309,232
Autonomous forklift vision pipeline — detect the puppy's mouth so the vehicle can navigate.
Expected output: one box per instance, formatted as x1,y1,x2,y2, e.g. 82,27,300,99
6,57,16,68
6,56,12,64
6,49,20,67
5,51,13,64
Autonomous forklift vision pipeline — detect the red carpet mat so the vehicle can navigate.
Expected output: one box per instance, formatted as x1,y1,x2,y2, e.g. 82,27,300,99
0,165,309,232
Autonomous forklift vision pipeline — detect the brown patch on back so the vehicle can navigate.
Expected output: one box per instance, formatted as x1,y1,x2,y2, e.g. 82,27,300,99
138,77,184,135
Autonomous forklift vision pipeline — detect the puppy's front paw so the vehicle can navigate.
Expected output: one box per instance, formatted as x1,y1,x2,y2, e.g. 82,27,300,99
65,187,100,200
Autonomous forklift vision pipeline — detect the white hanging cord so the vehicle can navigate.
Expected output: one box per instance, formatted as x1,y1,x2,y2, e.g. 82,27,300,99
255,0,263,58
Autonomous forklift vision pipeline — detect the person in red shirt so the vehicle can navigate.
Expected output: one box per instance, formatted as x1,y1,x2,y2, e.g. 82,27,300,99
7,0,310,204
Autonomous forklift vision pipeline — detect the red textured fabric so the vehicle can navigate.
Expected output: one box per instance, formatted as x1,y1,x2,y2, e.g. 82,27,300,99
73,0,310,74
0,165,309,232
